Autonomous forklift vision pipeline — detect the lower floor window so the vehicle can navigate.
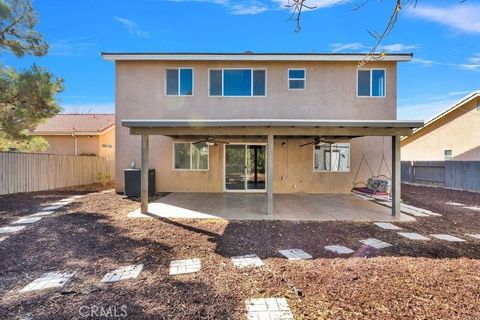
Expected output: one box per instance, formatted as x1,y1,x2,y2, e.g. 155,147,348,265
174,142,209,170
314,143,350,172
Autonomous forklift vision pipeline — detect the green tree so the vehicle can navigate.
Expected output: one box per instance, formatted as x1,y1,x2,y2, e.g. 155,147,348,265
0,0,63,152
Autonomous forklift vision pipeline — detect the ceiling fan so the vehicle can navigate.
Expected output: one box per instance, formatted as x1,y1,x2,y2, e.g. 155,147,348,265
193,136,229,146
299,136,335,147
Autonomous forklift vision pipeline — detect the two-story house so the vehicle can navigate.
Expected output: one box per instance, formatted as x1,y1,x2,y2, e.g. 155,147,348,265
102,52,423,218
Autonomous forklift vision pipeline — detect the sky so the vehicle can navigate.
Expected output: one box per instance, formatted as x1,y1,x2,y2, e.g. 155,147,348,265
3,0,480,121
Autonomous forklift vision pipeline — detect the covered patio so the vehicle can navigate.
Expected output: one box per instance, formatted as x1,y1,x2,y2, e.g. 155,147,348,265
122,119,424,219
128,192,415,221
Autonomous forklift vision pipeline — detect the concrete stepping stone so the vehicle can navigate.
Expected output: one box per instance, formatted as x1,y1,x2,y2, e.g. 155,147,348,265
430,234,466,242
42,205,63,211
374,222,402,230
101,264,144,283
0,226,26,234
359,238,392,249
49,201,69,206
466,234,480,239
0,236,8,242
278,249,312,260
231,254,264,268
11,217,42,225
169,259,201,275
446,202,465,206
245,298,294,320
20,272,74,292
70,195,84,199
397,232,430,240
464,206,480,212
324,245,354,255
30,211,55,217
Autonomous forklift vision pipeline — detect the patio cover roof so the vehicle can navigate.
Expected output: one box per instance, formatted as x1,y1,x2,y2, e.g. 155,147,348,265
122,119,424,137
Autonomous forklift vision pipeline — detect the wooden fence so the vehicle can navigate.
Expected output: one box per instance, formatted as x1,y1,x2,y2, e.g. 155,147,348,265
0,152,115,195
401,160,480,192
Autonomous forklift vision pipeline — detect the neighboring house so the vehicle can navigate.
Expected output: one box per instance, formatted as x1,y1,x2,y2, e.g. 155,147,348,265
402,91,480,161
102,52,422,215
31,114,115,159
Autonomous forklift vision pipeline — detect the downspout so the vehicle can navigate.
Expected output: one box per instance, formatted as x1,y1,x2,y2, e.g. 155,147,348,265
72,132,78,155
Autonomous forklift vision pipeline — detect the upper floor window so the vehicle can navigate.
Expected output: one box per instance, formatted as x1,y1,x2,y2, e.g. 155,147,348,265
357,69,385,97
288,69,305,90
166,68,193,96
444,149,453,160
314,143,350,172
209,69,266,97
174,142,209,170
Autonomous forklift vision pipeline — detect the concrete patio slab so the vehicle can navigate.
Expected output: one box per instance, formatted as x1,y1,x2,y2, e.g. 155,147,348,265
397,232,430,240
231,254,264,268
278,249,312,260
0,226,26,234
128,193,415,222
101,264,144,283
42,205,63,211
430,234,466,242
374,222,402,230
359,238,392,249
169,259,201,275
245,298,294,320
466,234,480,239
11,217,42,225
30,211,55,217
20,272,74,292
324,245,354,254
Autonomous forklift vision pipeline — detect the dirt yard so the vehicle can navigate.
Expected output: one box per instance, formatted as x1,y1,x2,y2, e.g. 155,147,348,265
1,183,480,319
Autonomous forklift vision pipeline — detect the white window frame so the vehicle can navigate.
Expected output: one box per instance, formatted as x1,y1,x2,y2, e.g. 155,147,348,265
287,68,306,90
165,67,194,97
312,143,351,172
356,68,386,98
208,68,267,97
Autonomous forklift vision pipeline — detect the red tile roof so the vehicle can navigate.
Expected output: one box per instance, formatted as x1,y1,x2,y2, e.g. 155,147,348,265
32,114,115,135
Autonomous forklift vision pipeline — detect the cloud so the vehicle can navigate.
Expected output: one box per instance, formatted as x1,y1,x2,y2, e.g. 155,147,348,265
412,54,480,72
330,42,365,53
168,0,347,15
329,42,416,53
49,38,96,56
460,53,480,71
113,16,150,38
408,4,480,33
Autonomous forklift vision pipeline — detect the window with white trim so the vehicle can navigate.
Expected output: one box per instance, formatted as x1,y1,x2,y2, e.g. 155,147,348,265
209,69,266,96
174,142,209,170
444,149,453,160
288,69,305,89
166,68,193,96
314,143,350,172
357,69,385,97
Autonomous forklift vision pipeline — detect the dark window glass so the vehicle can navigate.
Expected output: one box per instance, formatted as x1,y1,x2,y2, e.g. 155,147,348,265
289,69,305,79
253,70,266,96
289,79,304,89
372,69,385,97
166,69,179,95
209,70,222,96
224,69,251,96
174,143,190,169
357,70,370,96
180,69,193,95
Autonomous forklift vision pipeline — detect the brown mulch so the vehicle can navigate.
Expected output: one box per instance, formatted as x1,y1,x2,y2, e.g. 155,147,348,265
0,183,479,319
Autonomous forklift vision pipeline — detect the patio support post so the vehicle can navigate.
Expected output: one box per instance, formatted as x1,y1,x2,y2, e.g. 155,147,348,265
141,133,149,213
391,135,401,216
267,134,274,215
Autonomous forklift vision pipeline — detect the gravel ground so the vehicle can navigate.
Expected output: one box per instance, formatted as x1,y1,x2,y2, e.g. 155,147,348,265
0,183,479,319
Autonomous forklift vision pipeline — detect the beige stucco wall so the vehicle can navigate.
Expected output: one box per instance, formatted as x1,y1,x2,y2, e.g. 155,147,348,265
402,99,480,161
115,60,398,193
42,135,98,156
99,128,116,159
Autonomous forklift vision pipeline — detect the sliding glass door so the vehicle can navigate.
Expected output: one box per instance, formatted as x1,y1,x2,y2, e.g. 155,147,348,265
225,144,266,191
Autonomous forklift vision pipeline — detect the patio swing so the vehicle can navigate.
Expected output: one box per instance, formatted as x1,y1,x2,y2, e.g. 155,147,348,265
351,137,391,198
